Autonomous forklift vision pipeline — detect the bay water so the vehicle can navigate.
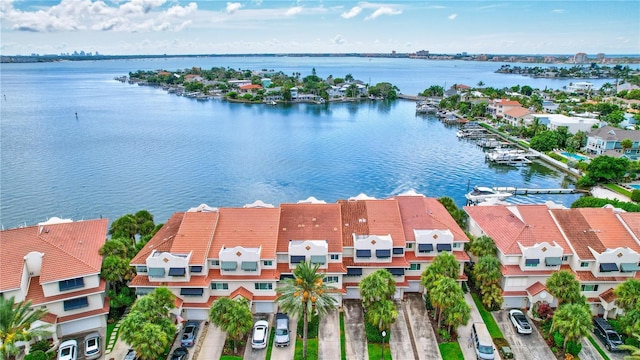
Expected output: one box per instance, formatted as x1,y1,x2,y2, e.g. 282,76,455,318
1,57,616,228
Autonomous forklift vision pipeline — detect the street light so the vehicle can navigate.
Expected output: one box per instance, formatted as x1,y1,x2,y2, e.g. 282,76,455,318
381,330,387,360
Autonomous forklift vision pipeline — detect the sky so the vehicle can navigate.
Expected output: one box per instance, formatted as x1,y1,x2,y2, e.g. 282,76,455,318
1,0,639,56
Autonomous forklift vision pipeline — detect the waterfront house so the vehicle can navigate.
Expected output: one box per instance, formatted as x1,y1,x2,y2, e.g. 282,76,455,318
567,81,594,94
128,192,469,320
503,107,532,127
585,125,640,158
487,99,522,119
529,114,599,134
239,84,263,94
465,203,640,318
0,217,109,352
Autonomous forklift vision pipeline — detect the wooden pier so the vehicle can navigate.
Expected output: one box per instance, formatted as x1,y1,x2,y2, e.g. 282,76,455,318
491,187,586,195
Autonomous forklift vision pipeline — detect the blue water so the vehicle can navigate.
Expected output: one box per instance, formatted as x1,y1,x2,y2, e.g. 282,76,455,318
2,57,628,228
560,151,589,161
629,185,640,190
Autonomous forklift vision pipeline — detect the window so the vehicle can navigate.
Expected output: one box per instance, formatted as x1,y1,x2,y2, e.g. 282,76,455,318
387,268,405,276
392,248,404,255
453,243,461,248
406,243,414,249
148,267,165,277
180,288,204,296
211,283,229,290
136,266,148,273
346,268,363,276
356,249,371,258
330,254,340,260
263,260,273,266
310,255,326,265
254,283,273,290
221,261,237,271
376,249,391,258
324,276,339,283
581,284,599,292
63,297,89,311
525,258,540,267
168,267,186,276
580,262,589,268
210,260,220,266
418,244,433,253
562,256,569,262
290,255,306,264
241,261,258,271
190,266,203,273
437,244,452,252
59,277,84,292
409,263,421,271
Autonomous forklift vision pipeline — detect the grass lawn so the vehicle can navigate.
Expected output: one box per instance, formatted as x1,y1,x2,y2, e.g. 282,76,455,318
588,335,611,360
471,293,504,339
439,342,464,360
605,183,632,197
105,322,117,352
294,337,318,360
266,327,275,359
339,312,347,360
367,343,392,360
220,356,243,360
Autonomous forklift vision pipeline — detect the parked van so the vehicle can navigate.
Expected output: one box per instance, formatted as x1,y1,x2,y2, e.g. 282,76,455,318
274,313,290,347
593,317,623,351
471,322,495,360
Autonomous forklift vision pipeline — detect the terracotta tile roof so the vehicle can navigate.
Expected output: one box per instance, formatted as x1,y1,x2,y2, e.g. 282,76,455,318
26,277,107,305
58,300,110,323
277,204,342,253
617,213,640,248
498,100,521,107
239,84,263,90
129,274,211,287
183,297,217,309
0,219,108,291
404,250,470,262
170,212,219,264
338,200,369,247
551,209,605,260
599,288,616,303
131,212,185,265
502,291,528,297
254,294,279,301
175,297,184,308
40,313,58,324
342,256,410,268
465,204,569,255
500,265,554,277
395,196,469,242
526,282,547,296
587,297,600,303
558,265,627,282
364,200,406,247
230,286,254,301
504,107,531,118
209,208,281,259
579,208,639,252
207,269,280,281
276,262,346,274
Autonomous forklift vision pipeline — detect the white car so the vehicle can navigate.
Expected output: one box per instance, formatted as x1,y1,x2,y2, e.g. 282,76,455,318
509,309,532,334
58,340,78,360
84,333,101,360
251,320,269,349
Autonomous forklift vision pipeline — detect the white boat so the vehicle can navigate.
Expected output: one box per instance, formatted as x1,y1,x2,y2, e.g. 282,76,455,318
465,186,513,202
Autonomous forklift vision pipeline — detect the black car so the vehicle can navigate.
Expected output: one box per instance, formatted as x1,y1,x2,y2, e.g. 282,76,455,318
171,347,189,360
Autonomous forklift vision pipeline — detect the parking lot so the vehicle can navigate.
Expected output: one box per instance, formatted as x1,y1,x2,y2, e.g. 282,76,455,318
58,330,105,360
494,310,557,360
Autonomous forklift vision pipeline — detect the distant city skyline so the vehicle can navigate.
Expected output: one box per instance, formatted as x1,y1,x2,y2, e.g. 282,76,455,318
1,0,639,56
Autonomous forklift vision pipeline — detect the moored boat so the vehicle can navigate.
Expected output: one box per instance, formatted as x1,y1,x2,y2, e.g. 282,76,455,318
465,186,513,202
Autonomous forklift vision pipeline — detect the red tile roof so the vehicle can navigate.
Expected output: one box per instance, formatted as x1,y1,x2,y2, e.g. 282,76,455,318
579,208,640,252
183,297,217,309
395,196,469,242
207,269,280,281
277,204,342,253
502,291,527,297
504,107,531,118
0,219,108,291
209,208,281,259
171,212,219,264
617,213,640,250
526,282,546,296
338,200,369,247
131,212,185,264
404,250,470,262
230,286,254,301
239,84,263,90
500,265,554,277
364,200,406,247
342,256,410,268
551,209,605,260
276,262,346,274
599,288,616,303
129,274,212,287
26,277,107,305
58,300,110,323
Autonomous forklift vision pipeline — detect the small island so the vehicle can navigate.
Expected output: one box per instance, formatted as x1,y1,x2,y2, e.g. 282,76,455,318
117,66,400,104
495,63,636,80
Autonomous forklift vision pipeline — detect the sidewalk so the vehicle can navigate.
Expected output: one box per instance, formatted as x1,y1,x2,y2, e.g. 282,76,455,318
590,186,631,202
457,293,501,360
197,323,226,360
318,309,340,360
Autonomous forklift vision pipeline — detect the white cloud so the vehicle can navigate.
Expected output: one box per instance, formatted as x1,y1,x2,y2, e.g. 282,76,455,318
226,2,242,14
333,34,345,45
341,6,362,19
365,6,401,20
552,9,564,14
285,6,302,16
448,13,457,20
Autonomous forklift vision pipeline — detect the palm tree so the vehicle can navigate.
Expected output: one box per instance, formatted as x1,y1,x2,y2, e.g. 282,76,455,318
546,270,581,306
615,279,640,312
468,236,497,258
276,261,337,359
209,297,252,354
619,308,640,337
366,299,398,332
359,269,396,310
619,334,640,359
430,276,461,327
443,300,471,333
421,252,459,289
551,303,592,350
0,297,51,360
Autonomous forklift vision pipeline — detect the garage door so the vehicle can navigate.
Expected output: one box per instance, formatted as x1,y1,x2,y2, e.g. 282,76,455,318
344,287,360,299
407,280,421,293
503,296,524,309
184,309,208,321
254,301,275,314
60,316,104,337
330,293,343,307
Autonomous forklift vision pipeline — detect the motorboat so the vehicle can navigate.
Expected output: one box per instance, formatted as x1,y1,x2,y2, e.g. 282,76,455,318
465,186,513,202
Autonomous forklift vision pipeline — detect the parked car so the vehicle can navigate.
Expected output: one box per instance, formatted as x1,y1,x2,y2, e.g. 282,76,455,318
57,340,78,360
123,349,137,360
593,317,623,351
181,321,200,347
251,320,269,349
83,332,101,360
508,309,532,334
171,346,189,360
274,313,290,347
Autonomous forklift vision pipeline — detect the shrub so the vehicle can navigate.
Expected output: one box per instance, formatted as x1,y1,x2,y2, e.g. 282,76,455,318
438,328,451,341
533,302,554,320
493,337,509,349
626,336,640,347
576,175,596,188
548,152,565,162
632,190,640,202
30,340,52,353
553,331,564,348
541,319,553,337
566,340,582,356
364,321,390,343
25,350,47,360
297,314,319,339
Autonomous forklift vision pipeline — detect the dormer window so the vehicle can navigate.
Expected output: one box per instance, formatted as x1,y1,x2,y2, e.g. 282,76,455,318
310,256,326,265
59,277,84,292
148,268,165,277
599,263,619,272
356,249,371,258
190,266,203,273
436,244,452,252
525,259,539,267
241,261,258,271
168,268,186,277
418,244,433,253
376,249,391,258
221,261,237,271
290,255,305,264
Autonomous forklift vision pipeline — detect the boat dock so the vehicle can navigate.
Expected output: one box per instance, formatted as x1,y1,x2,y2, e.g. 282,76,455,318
491,187,585,195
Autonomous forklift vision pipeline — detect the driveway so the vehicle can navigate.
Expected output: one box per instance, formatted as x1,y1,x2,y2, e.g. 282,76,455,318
405,294,441,360
170,321,204,360
243,314,271,360
580,337,605,360
588,334,626,360
494,310,555,360
196,323,225,360
270,314,296,360
457,293,499,360
343,300,368,360
318,309,340,360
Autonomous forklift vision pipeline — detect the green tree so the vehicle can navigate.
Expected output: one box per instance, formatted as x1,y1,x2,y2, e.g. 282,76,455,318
551,303,592,350
119,288,176,360
421,252,460,292
359,269,396,309
615,279,640,312
468,236,497,258
586,155,629,183
530,130,560,152
622,138,634,153
366,299,398,332
442,300,471,333
430,276,461,327
438,197,467,229
546,270,582,306
473,256,503,310
276,262,337,359
109,211,157,243
0,297,51,360
208,297,253,354
619,309,640,337
618,334,640,359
